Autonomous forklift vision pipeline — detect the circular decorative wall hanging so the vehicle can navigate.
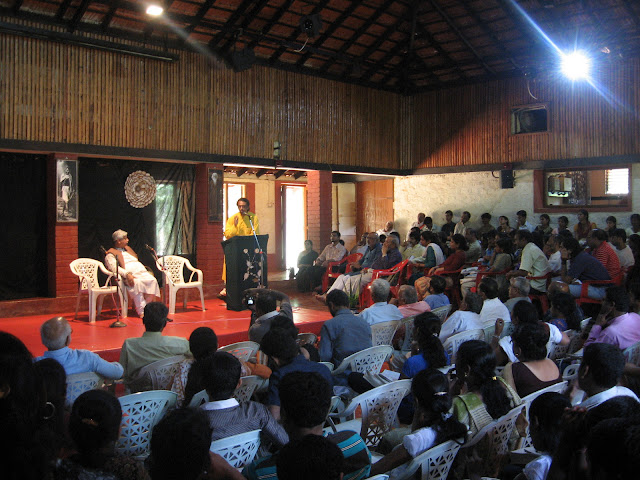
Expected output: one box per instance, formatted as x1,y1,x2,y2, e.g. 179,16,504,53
124,170,156,208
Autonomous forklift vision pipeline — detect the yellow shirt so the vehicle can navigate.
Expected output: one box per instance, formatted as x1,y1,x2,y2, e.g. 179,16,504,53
224,211,259,238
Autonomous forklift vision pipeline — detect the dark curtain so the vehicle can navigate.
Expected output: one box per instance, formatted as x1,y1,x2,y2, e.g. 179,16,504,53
78,159,195,281
0,152,48,300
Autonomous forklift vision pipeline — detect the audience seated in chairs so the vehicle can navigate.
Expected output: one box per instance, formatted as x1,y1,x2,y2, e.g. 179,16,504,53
150,407,243,480
464,228,482,263
303,231,347,293
36,316,123,380
106,229,160,317
260,328,333,420
317,235,402,303
587,229,622,281
609,228,635,269
371,369,468,476
506,230,551,295
439,292,484,343
359,279,403,326
318,290,372,376
414,233,468,300
421,275,450,310
295,239,319,292
408,231,446,285
502,323,562,398
400,231,425,261
559,236,610,299
277,435,344,480
245,288,292,344
119,302,190,392
393,284,430,317
54,389,149,480
583,286,640,349
199,351,288,447
546,292,581,332
243,372,372,480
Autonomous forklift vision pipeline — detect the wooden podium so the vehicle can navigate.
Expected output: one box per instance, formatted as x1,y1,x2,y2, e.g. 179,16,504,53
222,234,269,311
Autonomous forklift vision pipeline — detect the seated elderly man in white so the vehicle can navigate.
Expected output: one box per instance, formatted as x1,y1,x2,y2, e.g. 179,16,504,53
106,229,160,317
439,292,484,343
359,279,404,326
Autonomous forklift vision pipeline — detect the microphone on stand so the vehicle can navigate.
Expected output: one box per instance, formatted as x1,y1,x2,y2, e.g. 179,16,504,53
99,245,108,256
144,244,154,252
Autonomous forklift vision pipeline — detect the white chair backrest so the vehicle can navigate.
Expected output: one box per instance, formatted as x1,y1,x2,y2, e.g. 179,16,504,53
65,372,105,409
296,332,318,346
70,258,103,290
623,340,640,366
548,330,576,360
320,361,335,372
156,255,193,285
371,320,401,346
116,390,177,458
461,405,522,477
210,429,261,469
431,305,452,323
563,363,581,381
399,316,415,352
442,329,484,363
233,375,261,403
503,320,515,337
366,475,390,480
137,355,186,390
580,317,592,331
332,345,393,376
219,341,260,362
188,389,210,408
395,439,462,480
334,379,412,447
521,381,568,406
484,320,512,343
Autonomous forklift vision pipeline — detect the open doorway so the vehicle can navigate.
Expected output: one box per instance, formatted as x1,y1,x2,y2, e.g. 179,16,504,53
282,185,306,271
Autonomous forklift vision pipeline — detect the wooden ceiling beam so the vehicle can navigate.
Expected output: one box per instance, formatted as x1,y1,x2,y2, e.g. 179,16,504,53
274,170,286,179
255,169,268,178
236,168,247,177
221,0,287,56
55,0,73,22
100,0,121,31
265,1,324,64
12,0,23,14
207,0,256,51
181,0,216,39
68,0,92,33
293,171,305,179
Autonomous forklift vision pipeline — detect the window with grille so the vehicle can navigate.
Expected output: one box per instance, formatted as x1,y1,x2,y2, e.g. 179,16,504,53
605,168,629,195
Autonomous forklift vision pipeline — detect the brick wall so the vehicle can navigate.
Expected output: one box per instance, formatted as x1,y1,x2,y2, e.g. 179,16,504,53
195,163,224,286
307,170,332,251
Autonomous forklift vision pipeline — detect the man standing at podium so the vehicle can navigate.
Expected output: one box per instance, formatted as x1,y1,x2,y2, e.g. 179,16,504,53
220,197,259,297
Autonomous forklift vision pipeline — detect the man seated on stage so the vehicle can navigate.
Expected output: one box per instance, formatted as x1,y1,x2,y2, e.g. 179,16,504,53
119,302,190,392
316,235,402,302
36,316,123,379
245,287,292,343
106,229,160,317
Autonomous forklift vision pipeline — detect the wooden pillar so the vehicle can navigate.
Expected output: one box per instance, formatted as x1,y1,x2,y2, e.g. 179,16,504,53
195,163,224,285
307,170,332,251
47,153,78,297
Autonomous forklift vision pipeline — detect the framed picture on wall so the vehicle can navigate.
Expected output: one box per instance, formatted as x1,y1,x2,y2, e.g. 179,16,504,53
208,167,224,222
57,159,78,222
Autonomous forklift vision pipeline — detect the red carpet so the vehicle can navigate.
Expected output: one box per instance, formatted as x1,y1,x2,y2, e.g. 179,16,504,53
1,295,330,362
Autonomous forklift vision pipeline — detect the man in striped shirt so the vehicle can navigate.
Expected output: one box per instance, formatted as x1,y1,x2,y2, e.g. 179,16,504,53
243,372,371,480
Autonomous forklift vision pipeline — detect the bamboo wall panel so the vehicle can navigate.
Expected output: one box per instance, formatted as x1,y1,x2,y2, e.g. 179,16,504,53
0,21,410,170
410,59,640,169
356,180,394,236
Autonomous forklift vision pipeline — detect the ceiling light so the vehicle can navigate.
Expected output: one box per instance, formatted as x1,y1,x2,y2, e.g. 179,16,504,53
146,5,163,16
561,50,590,80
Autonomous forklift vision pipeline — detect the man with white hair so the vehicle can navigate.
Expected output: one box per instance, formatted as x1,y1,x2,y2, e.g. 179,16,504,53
504,276,532,314
395,285,430,317
106,229,161,317
359,279,404,326
36,316,123,378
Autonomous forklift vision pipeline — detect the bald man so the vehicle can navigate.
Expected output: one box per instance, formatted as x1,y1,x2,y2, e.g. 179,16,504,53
36,316,123,379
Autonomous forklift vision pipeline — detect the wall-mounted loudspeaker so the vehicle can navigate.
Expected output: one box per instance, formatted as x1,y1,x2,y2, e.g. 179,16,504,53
501,168,514,189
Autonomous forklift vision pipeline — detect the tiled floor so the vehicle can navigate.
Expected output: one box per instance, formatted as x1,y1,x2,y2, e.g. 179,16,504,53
1,274,330,361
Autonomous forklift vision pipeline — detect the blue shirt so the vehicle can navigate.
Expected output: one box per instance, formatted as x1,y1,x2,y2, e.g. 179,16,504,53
267,355,334,406
568,251,611,282
37,347,123,379
402,350,452,379
319,309,372,367
358,243,382,270
424,293,450,310
359,302,404,326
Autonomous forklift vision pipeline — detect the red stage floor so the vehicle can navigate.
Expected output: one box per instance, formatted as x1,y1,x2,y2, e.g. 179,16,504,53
1,289,330,362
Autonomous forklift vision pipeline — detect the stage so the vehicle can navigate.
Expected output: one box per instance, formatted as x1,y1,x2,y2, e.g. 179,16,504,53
0,279,330,362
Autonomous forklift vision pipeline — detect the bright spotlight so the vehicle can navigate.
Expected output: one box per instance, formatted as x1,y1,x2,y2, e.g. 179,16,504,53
146,5,164,16
561,51,591,80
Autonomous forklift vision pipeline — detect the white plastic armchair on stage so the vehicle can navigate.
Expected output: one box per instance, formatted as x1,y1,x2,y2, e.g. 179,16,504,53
156,255,205,314
70,258,125,323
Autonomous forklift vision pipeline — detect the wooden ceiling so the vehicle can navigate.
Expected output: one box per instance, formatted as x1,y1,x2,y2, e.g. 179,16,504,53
1,0,639,94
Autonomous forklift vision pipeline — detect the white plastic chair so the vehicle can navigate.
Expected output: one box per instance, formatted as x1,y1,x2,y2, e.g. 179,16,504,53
65,372,105,409
399,316,415,352
233,375,262,403
130,355,186,392
483,320,512,343
296,332,318,346
332,345,394,377
328,379,412,447
116,390,177,458
371,320,401,346
320,361,335,372
548,330,577,361
70,258,123,323
461,405,523,478
518,381,569,449
623,340,640,365
431,305,452,323
156,255,205,314
366,475,390,480
219,341,260,362
442,329,484,363
394,439,461,480
580,317,592,331
562,363,580,381
187,389,210,408
210,429,261,469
